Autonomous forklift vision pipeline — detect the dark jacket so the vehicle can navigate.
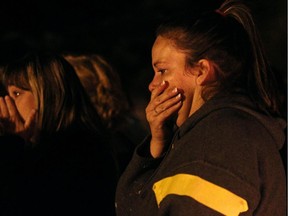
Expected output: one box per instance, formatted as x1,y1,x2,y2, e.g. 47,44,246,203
115,92,286,216
0,127,118,216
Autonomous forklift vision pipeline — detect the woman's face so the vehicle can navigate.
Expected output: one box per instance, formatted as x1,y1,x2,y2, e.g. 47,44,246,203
150,36,197,126
7,85,36,122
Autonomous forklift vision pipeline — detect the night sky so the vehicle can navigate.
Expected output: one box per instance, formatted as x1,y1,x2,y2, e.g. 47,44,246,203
0,0,286,122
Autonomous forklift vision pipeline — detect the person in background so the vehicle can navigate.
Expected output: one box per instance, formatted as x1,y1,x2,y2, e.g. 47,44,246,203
63,53,147,175
0,52,118,216
115,0,286,215
0,66,6,134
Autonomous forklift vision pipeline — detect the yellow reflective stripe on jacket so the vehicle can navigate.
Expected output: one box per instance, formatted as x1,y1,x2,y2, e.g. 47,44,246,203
153,174,248,216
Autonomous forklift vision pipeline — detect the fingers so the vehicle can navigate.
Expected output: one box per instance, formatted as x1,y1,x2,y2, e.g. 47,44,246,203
146,81,183,157
150,80,167,100
0,96,9,118
4,96,18,118
0,95,36,142
146,81,183,125
153,88,182,116
149,82,179,111
0,96,25,135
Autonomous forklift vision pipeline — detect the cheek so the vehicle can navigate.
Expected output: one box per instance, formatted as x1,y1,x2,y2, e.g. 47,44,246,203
177,75,196,99
16,96,36,121
175,74,195,89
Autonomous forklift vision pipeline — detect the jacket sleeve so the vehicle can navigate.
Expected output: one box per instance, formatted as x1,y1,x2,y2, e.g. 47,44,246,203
115,134,165,215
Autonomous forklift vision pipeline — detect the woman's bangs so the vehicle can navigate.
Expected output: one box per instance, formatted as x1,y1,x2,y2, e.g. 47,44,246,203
3,68,30,90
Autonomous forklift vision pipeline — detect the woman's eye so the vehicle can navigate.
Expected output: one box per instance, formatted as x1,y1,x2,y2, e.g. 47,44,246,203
7,85,25,99
13,91,20,97
158,69,167,74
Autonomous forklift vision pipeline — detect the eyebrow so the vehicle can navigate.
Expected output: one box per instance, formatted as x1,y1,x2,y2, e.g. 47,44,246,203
153,61,165,68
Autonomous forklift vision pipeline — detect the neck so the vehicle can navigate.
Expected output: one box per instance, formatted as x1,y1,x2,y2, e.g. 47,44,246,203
190,88,205,116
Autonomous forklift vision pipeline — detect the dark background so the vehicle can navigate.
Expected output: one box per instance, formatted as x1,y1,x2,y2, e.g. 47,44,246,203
0,0,286,125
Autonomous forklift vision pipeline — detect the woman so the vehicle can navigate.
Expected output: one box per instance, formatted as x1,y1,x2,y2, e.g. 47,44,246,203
0,53,117,216
63,53,147,175
115,0,286,215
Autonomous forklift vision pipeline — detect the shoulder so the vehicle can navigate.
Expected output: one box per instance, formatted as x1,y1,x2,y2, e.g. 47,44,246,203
181,107,278,164
199,107,273,140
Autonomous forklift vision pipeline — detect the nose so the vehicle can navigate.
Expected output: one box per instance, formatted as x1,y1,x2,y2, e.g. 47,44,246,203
148,74,161,92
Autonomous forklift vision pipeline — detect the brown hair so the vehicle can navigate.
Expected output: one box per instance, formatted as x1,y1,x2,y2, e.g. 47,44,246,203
155,0,281,116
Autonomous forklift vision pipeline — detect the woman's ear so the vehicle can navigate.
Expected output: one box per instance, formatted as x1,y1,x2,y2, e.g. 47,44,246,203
196,59,216,85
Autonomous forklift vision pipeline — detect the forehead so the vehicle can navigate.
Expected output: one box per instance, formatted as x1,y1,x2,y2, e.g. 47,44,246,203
152,36,186,67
